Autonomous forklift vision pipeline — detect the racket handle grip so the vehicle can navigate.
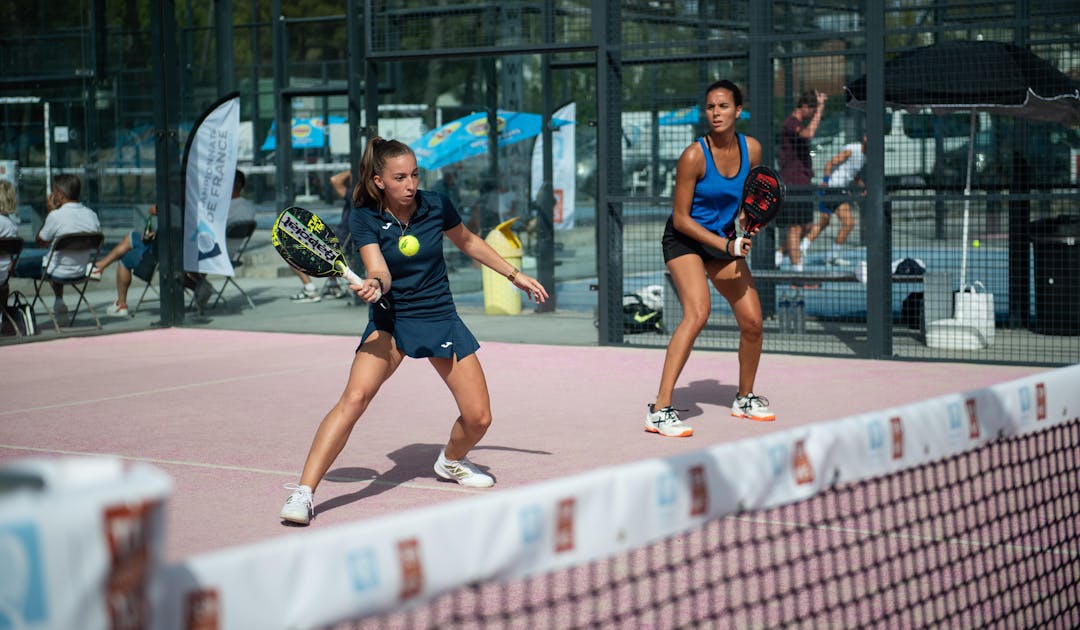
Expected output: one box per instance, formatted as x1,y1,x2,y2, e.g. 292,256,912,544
341,267,363,286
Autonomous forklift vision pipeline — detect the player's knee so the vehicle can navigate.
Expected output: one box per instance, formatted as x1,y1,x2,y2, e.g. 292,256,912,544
742,316,764,340
681,306,710,332
340,387,374,416
463,409,492,433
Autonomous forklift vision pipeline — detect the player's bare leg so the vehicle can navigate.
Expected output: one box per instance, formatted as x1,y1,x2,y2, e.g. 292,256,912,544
298,331,404,490
709,258,763,396
431,353,495,486
654,253,712,409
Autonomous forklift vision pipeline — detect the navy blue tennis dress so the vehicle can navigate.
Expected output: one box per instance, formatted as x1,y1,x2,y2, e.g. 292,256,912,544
349,190,481,360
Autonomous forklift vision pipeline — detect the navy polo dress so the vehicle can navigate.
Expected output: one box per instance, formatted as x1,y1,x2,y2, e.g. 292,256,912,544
350,190,480,360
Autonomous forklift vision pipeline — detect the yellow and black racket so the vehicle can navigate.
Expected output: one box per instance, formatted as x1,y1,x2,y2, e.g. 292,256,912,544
271,206,388,309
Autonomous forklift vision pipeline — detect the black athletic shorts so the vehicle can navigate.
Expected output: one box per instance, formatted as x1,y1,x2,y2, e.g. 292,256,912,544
661,216,738,263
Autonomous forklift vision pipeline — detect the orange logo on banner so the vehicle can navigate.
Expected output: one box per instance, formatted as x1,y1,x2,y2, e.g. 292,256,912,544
689,465,708,516
1036,383,1046,421
555,498,575,553
104,500,160,630
965,399,979,439
793,440,814,485
398,539,423,600
890,417,903,460
186,589,219,630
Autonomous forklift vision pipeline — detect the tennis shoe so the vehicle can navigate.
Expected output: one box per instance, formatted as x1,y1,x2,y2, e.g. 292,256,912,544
434,450,494,488
279,483,314,525
732,393,775,422
87,262,102,281
290,290,321,303
645,404,693,437
827,256,852,267
105,302,130,318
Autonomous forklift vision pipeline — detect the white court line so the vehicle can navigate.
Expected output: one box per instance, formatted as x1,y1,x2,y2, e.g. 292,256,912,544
0,364,335,417
0,444,480,495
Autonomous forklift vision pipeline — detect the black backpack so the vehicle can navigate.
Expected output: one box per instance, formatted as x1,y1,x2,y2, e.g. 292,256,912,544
622,293,663,334
1,291,38,336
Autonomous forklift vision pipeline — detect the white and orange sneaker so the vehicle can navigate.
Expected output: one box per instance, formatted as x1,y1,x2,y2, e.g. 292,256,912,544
731,393,775,422
645,404,693,437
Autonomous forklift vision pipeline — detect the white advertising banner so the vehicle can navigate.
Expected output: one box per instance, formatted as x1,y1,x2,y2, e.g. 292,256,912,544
151,364,1080,629
530,102,576,230
0,457,171,630
183,94,240,275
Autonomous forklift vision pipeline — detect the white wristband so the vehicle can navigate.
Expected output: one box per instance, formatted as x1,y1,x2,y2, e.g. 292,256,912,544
733,237,747,258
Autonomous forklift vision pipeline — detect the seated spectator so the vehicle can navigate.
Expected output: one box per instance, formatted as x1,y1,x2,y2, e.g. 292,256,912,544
92,204,163,317
31,174,101,315
0,179,19,309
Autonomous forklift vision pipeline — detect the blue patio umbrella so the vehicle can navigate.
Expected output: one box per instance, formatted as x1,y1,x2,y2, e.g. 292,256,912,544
411,110,572,171
261,116,342,151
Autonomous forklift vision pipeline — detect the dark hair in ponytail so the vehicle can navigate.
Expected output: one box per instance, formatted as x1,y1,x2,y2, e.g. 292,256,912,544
352,137,415,208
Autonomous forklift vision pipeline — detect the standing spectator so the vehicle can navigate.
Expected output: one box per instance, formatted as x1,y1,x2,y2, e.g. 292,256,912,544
804,136,866,266
777,89,827,271
34,174,101,315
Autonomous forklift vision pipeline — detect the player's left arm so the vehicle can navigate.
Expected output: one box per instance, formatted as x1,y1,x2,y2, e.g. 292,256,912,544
445,223,548,302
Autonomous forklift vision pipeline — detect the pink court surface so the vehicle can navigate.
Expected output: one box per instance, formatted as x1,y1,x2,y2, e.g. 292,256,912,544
0,328,1050,563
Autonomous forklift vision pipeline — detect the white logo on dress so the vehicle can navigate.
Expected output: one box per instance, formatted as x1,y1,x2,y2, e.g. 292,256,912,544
440,342,453,348
381,222,392,230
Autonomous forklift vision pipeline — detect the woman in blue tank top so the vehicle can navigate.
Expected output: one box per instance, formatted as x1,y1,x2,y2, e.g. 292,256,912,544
646,79,775,438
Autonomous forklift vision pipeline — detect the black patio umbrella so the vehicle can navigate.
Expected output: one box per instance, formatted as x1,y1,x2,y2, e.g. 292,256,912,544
844,40,1080,289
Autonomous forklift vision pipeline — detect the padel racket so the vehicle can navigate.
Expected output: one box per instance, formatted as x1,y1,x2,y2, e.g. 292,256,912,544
271,206,388,309
724,165,786,239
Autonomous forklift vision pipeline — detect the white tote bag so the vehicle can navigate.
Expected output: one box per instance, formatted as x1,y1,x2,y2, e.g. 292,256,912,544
953,281,995,346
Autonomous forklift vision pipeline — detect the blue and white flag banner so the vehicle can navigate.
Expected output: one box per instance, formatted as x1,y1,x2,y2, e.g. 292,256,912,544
184,95,240,275
530,102,576,230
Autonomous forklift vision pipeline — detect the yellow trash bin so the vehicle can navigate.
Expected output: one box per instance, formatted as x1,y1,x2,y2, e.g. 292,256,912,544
481,217,523,315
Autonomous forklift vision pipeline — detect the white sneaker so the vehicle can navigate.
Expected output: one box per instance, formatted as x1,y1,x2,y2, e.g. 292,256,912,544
87,263,102,281
828,257,852,267
290,290,321,303
645,404,693,437
434,450,494,488
105,302,130,318
279,483,314,525
774,250,784,266
731,393,776,422
800,237,811,253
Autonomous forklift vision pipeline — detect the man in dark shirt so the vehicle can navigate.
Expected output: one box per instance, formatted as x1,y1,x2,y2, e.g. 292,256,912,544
777,89,827,271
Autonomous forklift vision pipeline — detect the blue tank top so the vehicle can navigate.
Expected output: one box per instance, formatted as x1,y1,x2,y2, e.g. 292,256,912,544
689,134,749,235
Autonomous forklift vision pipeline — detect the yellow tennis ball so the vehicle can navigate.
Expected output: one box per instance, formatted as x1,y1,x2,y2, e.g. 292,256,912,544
398,234,420,256
972,239,980,248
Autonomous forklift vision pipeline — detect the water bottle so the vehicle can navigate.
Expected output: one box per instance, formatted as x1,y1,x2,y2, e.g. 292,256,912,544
793,291,806,334
778,292,792,334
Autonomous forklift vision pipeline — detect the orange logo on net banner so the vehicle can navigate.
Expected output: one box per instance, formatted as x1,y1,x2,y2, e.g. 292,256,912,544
689,465,708,516
398,538,423,601
890,417,904,460
185,589,219,630
793,440,814,486
104,500,161,630
966,398,980,439
555,498,575,553
1036,383,1047,421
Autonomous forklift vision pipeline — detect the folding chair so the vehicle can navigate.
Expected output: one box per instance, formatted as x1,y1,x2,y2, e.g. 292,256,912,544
30,231,105,332
208,220,257,310
132,264,159,315
0,237,25,336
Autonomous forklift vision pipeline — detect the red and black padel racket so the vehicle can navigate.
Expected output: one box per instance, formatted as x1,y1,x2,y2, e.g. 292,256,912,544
725,165,786,239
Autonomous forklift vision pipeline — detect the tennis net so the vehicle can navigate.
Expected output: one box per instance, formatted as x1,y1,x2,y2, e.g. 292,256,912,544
158,366,1080,629
352,418,1079,629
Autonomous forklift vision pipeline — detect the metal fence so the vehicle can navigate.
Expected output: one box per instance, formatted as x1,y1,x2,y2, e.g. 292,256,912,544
1,0,1077,365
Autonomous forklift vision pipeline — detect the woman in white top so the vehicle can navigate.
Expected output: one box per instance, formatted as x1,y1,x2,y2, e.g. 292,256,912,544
805,136,866,266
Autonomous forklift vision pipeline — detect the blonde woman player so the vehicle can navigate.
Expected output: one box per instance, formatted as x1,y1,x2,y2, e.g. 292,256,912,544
279,138,548,525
